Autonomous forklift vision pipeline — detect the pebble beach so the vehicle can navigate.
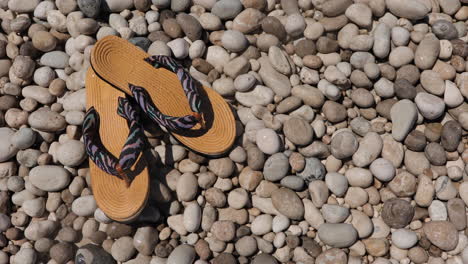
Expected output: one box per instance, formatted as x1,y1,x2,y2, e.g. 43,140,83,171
0,0,468,263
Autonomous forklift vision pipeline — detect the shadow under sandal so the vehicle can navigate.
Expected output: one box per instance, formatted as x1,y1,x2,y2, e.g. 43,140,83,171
91,36,236,156
84,68,150,222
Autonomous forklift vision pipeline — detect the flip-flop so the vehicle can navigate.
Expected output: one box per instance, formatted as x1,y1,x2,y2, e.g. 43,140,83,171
90,36,236,156
84,68,150,222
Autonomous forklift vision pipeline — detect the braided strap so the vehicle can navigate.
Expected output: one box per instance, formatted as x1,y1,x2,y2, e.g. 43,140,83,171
83,97,145,186
138,55,204,130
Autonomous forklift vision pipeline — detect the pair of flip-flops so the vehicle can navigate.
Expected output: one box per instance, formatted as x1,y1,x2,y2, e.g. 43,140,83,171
85,36,236,221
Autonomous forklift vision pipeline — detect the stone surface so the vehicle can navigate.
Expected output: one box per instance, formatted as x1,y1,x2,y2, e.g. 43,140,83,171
423,221,459,251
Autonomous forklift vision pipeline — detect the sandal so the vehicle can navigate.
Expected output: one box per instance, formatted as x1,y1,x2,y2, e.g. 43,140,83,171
90,36,236,156
83,68,150,222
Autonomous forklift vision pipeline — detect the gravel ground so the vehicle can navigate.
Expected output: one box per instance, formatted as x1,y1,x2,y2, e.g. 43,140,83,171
0,0,468,263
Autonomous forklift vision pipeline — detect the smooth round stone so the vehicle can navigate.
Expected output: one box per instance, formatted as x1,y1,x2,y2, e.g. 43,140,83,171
176,13,202,41
391,27,410,46
441,121,462,152
71,195,97,217
235,236,257,257
221,30,248,53
389,46,414,68
251,214,273,235
321,204,349,223
271,188,304,220
391,229,418,249
32,31,57,52
234,74,256,92
285,13,306,37
345,168,373,188
432,20,458,40
317,223,358,248
263,153,289,182
420,70,445,96
325,172,348,197
40,51,70,68
211,0,243,20
29,165,71,192
345,3,372,28
208,158,234,178
272,215,290,233
210,220,235,241
75,244,115,264
385,0,430,19
183,202,201,232
283,117,313,146
414,93,445,120
423,221,458,251
256,128,281,155
11,127,36,150
390,99,418,141
227,188,248,209
330,131,358,159
297,157,326,182
370,158,395,182
0,127,19,162
12,248,37,264
78,0,101,18
176,173,198,202
280,176,304,191
111,236,136,262
56,140,86,167
381,198,414,228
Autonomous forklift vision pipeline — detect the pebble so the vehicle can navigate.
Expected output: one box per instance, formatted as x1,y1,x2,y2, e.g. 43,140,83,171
235,236,257,256
29,165,70,192
423,221,459,251
385,0,430,19
251,214,273,235
392,229,418,249
210,220,235,241
71,195,97,217
183,202,201,233
370,158,395,182
0,128,18,162
271,188,304,220
211,0,243,20
256,128,281,155
415,35,440,70
447,198,467,231
345,4,372,28
432,20,458,40
176,173,198,201
57,140,86,166
318,223,358,248
421,70,445,96
236,85,274,107
258,57,291,97
381,198,414,228
390,99,418,141
221,30,248,53
263,153,289,182
167,245,195,264
40,51,70,68
12,248,37,264
441,120,462,152
321,204,349,223
297,157,326,182
325,172,348,197
330,130,358,159
352,132,382,167
285,13,306,37
415,93,445,120
345,168,373,188
429,200,447,221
